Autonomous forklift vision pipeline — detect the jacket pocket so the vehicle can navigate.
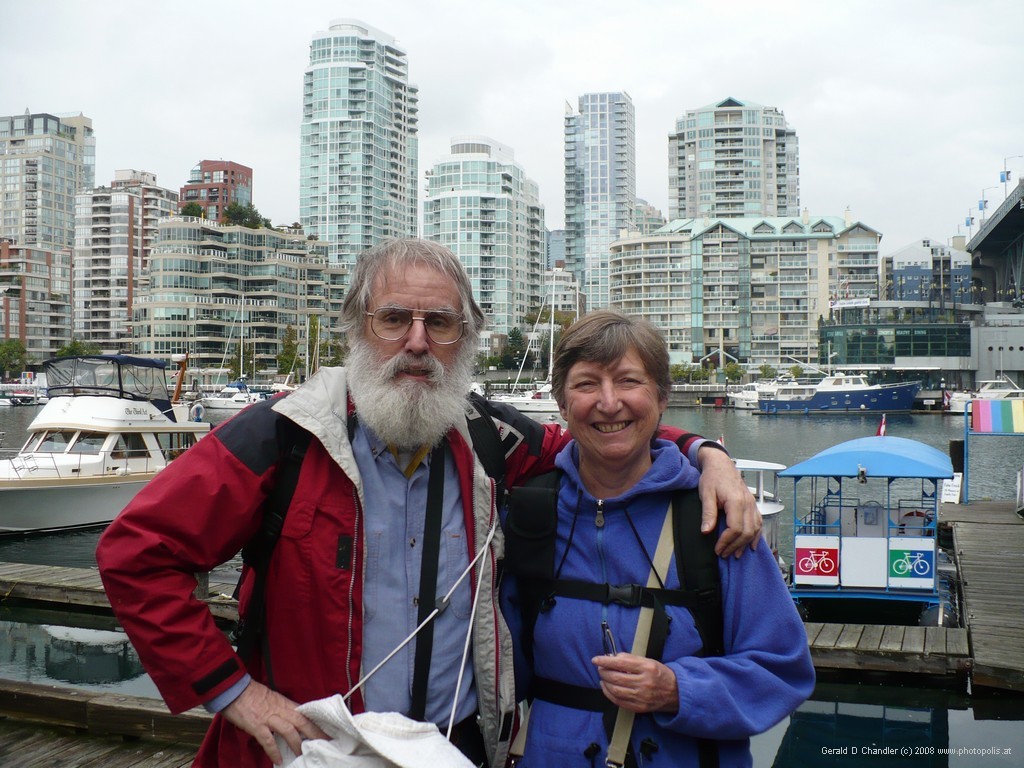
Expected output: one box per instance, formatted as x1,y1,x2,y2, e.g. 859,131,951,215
445,532,473,620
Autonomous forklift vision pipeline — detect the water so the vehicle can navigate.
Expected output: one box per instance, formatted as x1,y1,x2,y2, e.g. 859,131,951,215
1,405,1022,765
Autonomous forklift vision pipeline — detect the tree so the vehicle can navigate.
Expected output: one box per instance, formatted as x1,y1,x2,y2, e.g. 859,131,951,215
759,363,778,379
670,362,694,383
180,202,205,218
54,339,102,358
789,365,804,379
223,202,271,229
277,325,299,377
0,338,28,379
724,362,744,382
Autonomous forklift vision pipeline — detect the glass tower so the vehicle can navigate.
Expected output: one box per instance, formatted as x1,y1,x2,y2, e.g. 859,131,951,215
299,20,419,279
564,92,636,309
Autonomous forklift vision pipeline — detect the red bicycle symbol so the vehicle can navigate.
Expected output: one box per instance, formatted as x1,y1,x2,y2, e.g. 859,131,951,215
798,549,836,574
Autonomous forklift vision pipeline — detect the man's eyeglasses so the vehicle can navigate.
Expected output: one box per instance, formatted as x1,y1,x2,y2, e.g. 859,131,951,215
366,307,467,345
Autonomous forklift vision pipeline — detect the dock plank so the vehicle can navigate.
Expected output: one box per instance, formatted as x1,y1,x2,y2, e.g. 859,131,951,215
857,624,884,652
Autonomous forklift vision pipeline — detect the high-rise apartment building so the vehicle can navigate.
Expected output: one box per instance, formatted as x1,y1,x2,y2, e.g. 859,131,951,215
300,20,419,276
0,111,95,251
133,217,338,377
546,229,565,270
74,170,179,350
423,137,545,353
668,98,798,220
634,198,666,235
179,160,253,222
0,240,72,362
564,92,636,309
609,212,880,368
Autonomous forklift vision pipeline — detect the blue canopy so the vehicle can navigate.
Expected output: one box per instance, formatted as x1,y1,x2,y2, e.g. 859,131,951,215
778,436,954,480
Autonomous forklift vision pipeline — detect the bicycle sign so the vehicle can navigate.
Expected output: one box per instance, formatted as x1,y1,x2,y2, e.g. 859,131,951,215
889,548,933,578
797,549,836,575
795,545,839,576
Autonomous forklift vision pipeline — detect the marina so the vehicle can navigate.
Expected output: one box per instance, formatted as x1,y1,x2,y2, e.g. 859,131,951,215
0,403,1021,763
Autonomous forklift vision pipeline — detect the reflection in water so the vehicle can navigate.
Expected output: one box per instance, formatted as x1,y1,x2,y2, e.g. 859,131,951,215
0,606,158,698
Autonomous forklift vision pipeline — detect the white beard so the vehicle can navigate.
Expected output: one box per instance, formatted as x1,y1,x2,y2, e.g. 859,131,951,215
346,338,474,449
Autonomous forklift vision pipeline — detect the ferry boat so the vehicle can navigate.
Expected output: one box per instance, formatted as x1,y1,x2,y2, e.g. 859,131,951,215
0,355,209,534
735,458,787,573
758,373,920,413
946,374,1024,414
779,435,955,625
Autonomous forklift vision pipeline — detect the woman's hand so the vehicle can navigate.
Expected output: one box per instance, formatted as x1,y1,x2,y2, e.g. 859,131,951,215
591,653,679,714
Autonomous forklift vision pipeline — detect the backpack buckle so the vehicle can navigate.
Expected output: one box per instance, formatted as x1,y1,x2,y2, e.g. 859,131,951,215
607,583,642,606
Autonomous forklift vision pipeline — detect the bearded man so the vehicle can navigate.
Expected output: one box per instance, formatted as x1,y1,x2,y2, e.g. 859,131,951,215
97,239,760,768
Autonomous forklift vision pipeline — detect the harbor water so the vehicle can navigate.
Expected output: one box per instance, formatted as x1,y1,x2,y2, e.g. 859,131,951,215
1,405,1022,765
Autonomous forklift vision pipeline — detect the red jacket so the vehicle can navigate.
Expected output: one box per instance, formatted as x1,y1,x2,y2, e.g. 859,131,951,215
97,368,702,766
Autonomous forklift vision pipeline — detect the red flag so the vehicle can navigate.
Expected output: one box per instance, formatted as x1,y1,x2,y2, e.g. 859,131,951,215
876,414,886,436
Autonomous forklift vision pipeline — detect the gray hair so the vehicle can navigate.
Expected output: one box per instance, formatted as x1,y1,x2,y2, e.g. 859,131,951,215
551,309,671,407
340,239,485,346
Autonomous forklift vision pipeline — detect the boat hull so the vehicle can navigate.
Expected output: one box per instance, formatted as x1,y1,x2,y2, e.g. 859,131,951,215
0,475,152,533
759,382,920,413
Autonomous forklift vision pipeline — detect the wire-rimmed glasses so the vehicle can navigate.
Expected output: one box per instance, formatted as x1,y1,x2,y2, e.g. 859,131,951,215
366,307,467,345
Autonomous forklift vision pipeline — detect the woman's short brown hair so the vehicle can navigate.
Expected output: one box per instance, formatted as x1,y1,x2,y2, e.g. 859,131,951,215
551,309,670,407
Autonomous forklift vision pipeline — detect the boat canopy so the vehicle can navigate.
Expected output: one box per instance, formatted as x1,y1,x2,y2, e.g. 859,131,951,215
778,436,953,480
43,355,169,403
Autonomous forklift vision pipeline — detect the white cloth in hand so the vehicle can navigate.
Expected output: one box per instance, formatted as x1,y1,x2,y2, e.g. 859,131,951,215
277,694,476,768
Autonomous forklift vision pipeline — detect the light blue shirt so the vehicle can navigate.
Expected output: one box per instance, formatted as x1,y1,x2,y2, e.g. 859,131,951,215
352,420,478,726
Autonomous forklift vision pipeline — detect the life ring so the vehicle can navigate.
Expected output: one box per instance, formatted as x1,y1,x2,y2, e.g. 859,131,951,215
897,510,929,535
189,402,207,422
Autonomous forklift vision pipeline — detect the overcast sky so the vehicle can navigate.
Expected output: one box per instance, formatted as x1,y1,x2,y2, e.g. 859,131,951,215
4,0,1021,254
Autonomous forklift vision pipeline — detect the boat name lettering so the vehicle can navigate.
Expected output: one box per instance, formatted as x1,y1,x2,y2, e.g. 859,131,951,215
124,407,150,416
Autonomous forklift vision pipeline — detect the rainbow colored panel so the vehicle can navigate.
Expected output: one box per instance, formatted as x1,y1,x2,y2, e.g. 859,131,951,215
971,399,1024,433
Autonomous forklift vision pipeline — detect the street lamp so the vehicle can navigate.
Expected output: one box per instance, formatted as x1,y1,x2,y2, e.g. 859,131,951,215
1002,155,1024,198
979,187,999,223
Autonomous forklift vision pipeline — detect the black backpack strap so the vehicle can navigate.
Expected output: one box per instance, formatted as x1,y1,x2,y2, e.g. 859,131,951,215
409,443,447,721
465,391,507,500
233,419,313,677
503,470,561,667
672,488,722,768
672,488,724,658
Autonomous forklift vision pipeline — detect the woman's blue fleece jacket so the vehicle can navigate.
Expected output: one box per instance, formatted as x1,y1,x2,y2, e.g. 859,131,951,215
505,438,815,767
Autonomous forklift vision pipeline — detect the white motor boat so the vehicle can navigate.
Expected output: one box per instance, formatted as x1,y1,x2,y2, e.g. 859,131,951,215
727,380,779,410
493,381,561,417
735,458,787,573
201,380,262,411
0,355,209,534
947,375,1024,414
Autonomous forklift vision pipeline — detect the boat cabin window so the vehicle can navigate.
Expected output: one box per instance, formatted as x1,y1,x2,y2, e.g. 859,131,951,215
157,431,201,460
29,430,77,453
111,433,149,458
68,431,109,454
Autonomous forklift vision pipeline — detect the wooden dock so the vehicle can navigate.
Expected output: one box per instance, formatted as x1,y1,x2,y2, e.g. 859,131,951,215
0,678,207,766
942,499,1024,692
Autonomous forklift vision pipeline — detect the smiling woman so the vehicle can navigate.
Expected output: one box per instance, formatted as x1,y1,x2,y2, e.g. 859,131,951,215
504,309,815,768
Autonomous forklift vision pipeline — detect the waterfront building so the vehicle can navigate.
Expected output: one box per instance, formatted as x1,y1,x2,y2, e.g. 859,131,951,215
0,240,72,363
546,229,565,270
564,92,636,309
547,265,582,317
883,239,972,305
668,98,798,220
0,112,95,252
608,211,880,368
132,217,338,381
300,19,419,278
634,198,667,235
74,171,179,351
178,160,252,222
962,178,1024,384
424,136,545,354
